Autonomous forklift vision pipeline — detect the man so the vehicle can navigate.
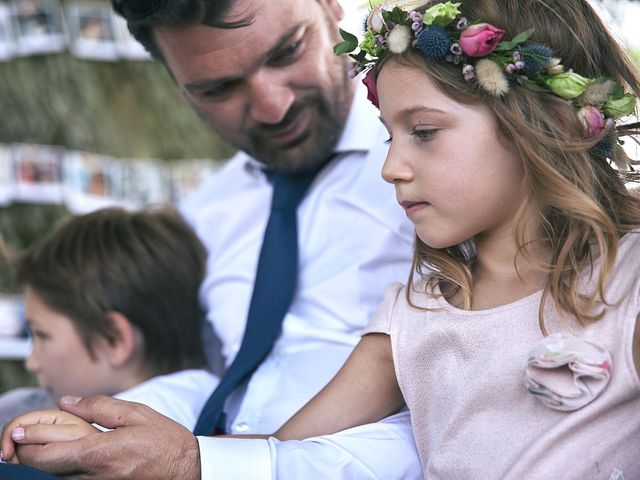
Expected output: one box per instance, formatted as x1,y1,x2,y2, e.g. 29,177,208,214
0,0,421,478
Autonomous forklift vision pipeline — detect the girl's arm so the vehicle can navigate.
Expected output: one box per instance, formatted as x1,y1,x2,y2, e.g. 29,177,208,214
274,332,405,441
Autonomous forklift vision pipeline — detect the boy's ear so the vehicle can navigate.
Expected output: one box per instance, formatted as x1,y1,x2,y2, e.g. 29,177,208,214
102,311,142,368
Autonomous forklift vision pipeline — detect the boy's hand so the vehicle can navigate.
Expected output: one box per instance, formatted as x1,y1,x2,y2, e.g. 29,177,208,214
0,409,99,463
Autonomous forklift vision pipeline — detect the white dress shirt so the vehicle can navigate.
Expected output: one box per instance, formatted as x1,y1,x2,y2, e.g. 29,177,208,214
116,369,219,431
181,85,422,479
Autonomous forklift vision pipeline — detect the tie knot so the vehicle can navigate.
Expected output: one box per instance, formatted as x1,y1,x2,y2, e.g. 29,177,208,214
268,170,318,211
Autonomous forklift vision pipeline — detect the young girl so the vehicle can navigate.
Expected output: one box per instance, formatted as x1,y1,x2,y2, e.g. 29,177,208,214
272,0,640,477
2,0,640,477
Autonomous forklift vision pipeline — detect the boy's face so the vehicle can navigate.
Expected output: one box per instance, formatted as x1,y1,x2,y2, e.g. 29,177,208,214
24,287,119,401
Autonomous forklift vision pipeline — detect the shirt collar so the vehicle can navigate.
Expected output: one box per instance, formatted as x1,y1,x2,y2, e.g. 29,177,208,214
333,79,383,154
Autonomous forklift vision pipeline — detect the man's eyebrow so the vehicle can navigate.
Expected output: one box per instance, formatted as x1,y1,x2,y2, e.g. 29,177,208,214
184,24,304,93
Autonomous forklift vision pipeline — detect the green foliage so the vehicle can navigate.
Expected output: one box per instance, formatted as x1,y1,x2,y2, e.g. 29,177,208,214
0,54,235,159
0,53,237,292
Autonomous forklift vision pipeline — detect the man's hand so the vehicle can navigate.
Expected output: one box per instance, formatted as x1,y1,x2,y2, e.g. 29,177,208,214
5,395,201,480
1,409,97,464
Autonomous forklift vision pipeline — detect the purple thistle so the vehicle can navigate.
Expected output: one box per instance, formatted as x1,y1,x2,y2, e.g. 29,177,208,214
412,21,423,33
512,51,521,61
409,11,422,22
520,43,553,74
506,64,516,74
514,60,525,70
415,25,452,60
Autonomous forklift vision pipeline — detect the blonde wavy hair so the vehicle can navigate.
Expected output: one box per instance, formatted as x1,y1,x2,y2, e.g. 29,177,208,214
378,0,640,333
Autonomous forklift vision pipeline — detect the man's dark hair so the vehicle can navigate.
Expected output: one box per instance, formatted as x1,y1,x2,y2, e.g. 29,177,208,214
113,0,253,61
16,207,208,375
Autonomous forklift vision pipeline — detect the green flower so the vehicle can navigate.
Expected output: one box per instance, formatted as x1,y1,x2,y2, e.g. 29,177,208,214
545,72,591,100
602,93,637,118
360,30,381,57
423,2,461,26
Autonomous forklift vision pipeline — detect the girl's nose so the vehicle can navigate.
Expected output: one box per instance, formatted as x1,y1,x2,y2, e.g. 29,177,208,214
382,143,414,184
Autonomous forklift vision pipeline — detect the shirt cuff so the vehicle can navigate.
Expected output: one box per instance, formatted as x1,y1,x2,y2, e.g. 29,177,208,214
197,436,274,480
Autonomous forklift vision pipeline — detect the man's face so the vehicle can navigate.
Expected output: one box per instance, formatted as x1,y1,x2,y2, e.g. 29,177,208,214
154,0,354,173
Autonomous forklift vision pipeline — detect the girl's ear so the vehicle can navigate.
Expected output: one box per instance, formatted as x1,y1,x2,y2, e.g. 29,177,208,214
101,311,143,368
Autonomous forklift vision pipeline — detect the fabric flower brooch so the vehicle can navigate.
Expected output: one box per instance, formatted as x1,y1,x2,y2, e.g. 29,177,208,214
524,333,612,411
334,1,637,139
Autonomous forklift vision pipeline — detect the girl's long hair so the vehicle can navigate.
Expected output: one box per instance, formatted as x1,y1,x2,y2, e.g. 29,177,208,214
387,0,640,332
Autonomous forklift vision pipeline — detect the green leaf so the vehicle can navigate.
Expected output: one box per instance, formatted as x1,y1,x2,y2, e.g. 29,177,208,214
351,50,368,62
334,29,359,55
610,83,625,100
497,28,535,51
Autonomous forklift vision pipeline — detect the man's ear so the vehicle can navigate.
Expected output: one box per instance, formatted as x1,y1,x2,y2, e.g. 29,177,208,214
101,311,142,368
323,0,345,22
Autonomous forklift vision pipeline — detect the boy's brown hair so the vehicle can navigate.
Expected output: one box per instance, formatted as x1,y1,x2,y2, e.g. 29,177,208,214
16,207,208,375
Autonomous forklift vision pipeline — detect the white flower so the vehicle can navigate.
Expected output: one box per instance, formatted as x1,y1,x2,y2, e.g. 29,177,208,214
367,5,386,33
390,0,432,11
388,25,413,54
547,57,564,76
475,59,510,97
367,0,431,32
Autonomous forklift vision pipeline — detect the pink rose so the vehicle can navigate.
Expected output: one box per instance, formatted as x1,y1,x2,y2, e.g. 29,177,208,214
577,106,605,138
362,70,379,109
459,23,505,57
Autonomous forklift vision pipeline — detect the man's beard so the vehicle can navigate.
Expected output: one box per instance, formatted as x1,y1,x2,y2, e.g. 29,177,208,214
240,88,349,174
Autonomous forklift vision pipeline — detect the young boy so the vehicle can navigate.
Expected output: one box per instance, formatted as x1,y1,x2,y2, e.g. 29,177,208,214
2,207,218,431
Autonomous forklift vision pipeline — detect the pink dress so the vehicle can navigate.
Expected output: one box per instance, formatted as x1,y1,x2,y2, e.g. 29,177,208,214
364,231,640,479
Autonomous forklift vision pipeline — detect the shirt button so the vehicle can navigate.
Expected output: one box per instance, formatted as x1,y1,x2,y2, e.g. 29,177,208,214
234,422,250,433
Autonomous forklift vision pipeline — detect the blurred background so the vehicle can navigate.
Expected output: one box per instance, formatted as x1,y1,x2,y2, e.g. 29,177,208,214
0,0,638,393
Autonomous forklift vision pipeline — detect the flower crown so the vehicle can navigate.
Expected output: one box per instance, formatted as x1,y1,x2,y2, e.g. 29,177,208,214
334,1,637,140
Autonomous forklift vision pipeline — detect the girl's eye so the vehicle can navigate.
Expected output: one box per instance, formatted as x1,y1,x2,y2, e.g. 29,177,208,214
412,128,436,141
384,136,393,144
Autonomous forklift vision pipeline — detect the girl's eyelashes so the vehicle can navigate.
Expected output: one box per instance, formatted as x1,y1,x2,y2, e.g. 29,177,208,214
384,127,437,144
411,128,436,141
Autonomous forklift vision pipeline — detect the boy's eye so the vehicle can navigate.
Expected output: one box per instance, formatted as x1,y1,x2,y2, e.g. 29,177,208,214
27,327,48,340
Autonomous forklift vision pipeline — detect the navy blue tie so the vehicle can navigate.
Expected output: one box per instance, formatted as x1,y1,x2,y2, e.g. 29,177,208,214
193,168,319,435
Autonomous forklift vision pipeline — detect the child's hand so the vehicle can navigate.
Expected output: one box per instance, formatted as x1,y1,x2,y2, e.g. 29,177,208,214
0,409,99,464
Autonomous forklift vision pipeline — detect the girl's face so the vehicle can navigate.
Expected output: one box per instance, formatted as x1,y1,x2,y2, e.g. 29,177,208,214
24,287,119,401
378,60,527,249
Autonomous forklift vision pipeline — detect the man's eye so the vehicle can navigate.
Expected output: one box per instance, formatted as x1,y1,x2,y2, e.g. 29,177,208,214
271,41,302,64
201,85,228,98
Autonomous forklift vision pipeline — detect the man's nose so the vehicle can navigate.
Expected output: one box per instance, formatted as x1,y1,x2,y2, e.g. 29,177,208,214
247,71,295,124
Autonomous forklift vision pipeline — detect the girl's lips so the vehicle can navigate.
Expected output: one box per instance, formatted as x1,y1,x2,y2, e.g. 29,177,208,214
400,200,431,218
